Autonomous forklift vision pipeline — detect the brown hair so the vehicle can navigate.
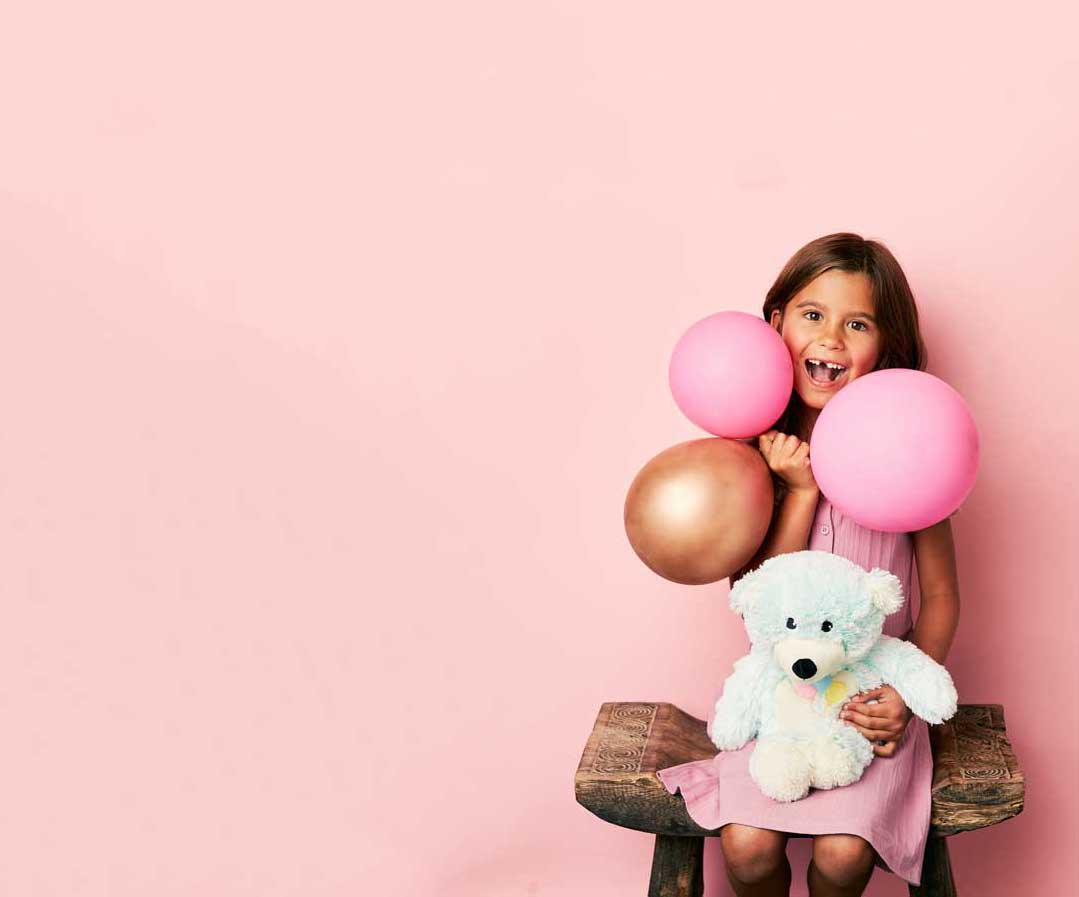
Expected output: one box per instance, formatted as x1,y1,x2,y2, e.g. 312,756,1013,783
764,232,927,441
762,233,928,506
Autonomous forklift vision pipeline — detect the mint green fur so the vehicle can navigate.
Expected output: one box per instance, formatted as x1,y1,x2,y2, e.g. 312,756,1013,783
712,550,958,802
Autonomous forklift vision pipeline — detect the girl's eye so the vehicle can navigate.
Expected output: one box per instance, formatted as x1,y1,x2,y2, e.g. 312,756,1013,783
821,620,833,632
848,321,868,332
786,617,796,629
804,311,822,321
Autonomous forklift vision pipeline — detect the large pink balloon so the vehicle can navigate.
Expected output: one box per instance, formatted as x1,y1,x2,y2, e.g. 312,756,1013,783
669,312,793,438
810,369,979,532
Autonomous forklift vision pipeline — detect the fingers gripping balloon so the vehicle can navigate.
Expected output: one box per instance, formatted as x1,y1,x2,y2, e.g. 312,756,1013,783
627,308,979,583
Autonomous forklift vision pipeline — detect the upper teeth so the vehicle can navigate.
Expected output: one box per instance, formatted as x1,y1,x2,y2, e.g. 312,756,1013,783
809,360,847,370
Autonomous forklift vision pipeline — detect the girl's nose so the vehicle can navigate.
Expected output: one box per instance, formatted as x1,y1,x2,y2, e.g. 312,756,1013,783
819,325,845,348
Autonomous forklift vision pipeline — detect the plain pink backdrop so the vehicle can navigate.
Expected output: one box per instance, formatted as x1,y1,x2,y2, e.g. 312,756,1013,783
1,2,1076,895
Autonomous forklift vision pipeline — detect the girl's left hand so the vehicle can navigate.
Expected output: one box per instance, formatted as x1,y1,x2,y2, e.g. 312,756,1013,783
840,685,913,757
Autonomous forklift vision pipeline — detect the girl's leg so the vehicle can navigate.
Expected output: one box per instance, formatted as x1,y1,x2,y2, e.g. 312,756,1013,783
719,823,791,897
808,834,875,897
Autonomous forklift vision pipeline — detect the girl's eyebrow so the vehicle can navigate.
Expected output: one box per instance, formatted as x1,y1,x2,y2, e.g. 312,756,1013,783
795,299,877,323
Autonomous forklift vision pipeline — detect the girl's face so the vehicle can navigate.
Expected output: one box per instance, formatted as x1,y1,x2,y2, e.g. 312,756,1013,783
771,269,882,412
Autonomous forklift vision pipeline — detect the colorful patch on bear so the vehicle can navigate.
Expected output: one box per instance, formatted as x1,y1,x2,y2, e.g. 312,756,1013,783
825,679,849,705
823,671,857,706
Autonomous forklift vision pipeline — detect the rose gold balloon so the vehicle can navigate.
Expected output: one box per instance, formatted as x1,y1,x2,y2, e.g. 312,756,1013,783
624,437,773,585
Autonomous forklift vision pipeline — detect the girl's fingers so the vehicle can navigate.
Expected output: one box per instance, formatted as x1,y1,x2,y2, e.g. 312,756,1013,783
841,721,893,738
843,702,910,736
842,700,888,718
845,721,868,738
843,686,908,750
764,436,786,467
776,435,800,460
758,431,814,479
841,709,893,734
849,712,899,734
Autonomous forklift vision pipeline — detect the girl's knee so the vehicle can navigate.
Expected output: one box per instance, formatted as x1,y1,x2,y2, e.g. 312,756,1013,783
812,834,875,887
720,824,788,884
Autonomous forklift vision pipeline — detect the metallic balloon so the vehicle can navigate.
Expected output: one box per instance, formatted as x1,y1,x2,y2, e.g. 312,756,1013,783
624,437,774,586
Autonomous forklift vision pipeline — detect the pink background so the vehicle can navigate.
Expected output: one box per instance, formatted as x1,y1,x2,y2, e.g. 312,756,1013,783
1,2,1075,895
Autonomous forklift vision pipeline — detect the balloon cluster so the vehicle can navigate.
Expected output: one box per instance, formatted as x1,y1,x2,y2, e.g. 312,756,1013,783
625,312,979,585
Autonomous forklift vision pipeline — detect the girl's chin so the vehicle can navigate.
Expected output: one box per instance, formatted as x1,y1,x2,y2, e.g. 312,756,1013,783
795,385,839,408
796,394,828,411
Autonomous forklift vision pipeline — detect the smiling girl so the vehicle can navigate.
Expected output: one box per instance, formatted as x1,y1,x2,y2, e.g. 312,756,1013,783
659,233,962,897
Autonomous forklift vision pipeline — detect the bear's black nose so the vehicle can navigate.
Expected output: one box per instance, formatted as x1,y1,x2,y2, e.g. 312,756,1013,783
792,658,817,680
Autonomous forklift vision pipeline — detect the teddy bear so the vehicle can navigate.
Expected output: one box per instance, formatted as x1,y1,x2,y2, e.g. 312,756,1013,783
710,550,957,803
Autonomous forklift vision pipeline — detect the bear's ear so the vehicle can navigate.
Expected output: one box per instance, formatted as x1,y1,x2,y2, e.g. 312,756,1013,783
730,564,768,618
864,568,904,615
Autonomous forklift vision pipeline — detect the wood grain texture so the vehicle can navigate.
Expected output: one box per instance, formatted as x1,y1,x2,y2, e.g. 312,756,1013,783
908,836,957,897
575,702,715,836
574,702,1023,838
648,835,704,897
926,704,1025,836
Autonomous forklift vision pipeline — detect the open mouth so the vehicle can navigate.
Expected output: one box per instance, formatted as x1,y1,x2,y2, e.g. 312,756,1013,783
804,359,849,386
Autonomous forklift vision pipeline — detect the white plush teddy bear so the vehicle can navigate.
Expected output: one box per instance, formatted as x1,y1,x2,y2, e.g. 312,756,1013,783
711,550,957,802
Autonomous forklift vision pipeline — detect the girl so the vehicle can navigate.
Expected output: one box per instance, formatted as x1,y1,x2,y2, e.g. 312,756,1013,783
658,233,961,897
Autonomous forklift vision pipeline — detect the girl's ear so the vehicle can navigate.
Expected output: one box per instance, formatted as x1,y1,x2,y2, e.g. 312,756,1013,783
864,568,904,615
769,309,783,331
730,564,768,618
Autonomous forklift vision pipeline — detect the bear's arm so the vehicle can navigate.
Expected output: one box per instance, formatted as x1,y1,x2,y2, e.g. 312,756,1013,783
860,635,959,725
711,650,773,751
846,661,885,695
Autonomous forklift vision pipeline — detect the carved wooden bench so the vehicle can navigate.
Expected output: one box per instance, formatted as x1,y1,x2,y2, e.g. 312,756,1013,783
575,703,1023,897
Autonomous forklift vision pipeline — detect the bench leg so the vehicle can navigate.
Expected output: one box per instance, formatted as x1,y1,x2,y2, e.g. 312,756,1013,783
648,834,704,897
908,836,956,897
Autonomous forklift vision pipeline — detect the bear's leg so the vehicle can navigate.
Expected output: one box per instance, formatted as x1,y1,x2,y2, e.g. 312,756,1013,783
749,736,813,802
810,724,874,790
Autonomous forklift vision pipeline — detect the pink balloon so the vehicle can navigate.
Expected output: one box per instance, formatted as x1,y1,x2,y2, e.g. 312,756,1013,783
669,312,793,438
810,369,979,532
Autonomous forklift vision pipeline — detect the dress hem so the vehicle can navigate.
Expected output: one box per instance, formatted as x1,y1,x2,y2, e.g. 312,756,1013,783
657,763,925,886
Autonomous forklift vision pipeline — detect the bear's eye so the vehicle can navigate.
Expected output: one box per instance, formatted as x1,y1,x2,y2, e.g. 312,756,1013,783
786,617,796,630
821,620,833,632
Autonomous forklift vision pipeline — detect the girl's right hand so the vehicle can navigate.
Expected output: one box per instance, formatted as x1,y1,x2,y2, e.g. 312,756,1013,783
757,430,819,495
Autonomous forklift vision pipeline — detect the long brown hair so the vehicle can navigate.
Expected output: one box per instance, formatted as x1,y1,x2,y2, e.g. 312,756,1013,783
763,233,928,502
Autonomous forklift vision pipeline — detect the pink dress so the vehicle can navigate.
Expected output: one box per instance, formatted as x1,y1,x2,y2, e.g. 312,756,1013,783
657,495,959,887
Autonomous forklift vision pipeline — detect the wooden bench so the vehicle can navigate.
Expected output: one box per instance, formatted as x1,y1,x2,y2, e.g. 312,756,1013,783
575,702,1023,896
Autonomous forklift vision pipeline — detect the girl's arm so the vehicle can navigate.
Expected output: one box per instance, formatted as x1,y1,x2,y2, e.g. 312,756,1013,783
730,431,820,587
841,516,962,754
911,517,961,664
731,487,819,586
